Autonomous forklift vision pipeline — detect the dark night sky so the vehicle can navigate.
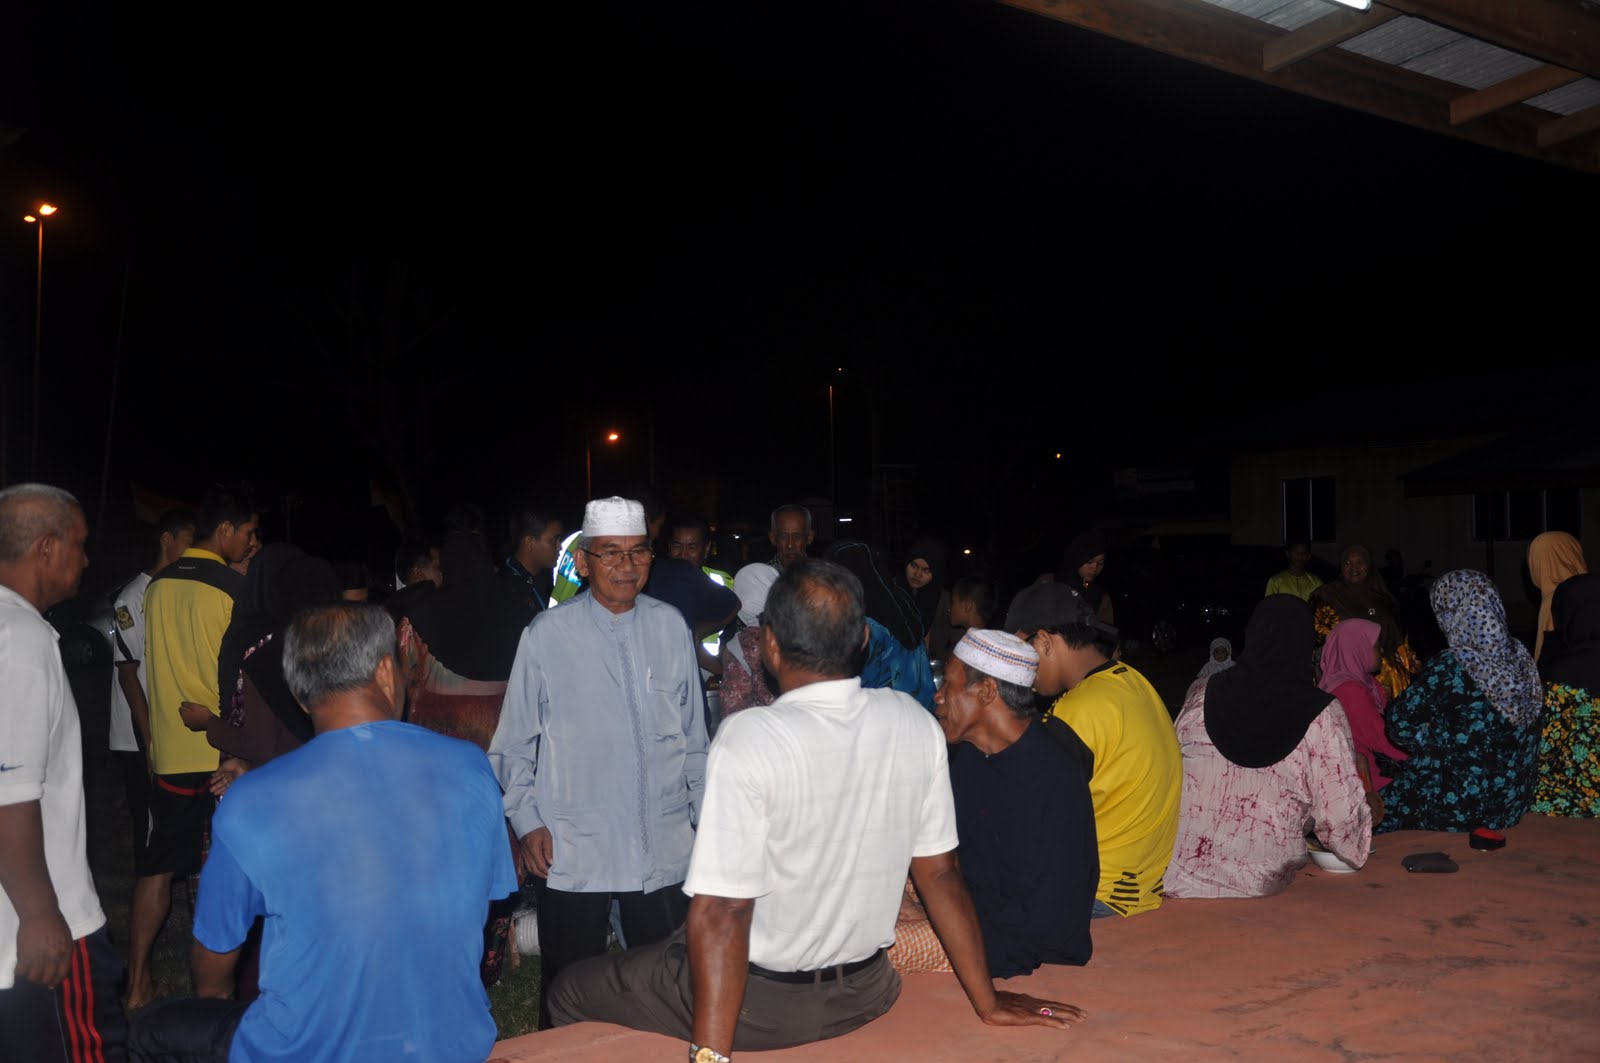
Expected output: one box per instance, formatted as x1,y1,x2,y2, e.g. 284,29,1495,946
3,1,1593,577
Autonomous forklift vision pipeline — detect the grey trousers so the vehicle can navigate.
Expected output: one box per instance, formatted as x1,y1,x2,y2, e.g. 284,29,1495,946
546,925,901,1051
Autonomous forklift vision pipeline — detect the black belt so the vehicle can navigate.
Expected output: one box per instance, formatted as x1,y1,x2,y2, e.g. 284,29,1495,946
748,949,884,985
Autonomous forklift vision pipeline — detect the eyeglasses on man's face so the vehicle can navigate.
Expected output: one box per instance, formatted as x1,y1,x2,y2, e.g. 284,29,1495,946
583,546,654,567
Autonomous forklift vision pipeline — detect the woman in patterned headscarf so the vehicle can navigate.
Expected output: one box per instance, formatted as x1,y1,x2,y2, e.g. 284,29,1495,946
1527,530,1587,662
1376,569,1544,833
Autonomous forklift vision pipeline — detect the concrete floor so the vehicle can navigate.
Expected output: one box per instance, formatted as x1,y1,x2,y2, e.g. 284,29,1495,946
492,814,1600,1062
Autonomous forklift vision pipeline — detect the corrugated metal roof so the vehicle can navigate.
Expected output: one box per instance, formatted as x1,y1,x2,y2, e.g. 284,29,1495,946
1402,37,1545,90
1194,0,1337,32
1339,16,1462,66
1526,78,1600,117
1258,0,1336,31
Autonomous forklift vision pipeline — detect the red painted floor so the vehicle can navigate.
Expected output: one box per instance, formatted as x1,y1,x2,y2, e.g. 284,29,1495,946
492,814,1600,1062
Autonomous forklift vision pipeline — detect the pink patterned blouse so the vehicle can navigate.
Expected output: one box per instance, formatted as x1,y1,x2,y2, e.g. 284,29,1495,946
1166,680,1373,899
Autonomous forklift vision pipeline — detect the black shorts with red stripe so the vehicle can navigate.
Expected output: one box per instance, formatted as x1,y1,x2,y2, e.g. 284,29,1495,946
0,927,127,1063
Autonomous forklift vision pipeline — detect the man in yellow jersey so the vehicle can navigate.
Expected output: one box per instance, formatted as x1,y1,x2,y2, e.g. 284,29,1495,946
1007,583,1181,918
125,486,258,1009
1265,540,1323,602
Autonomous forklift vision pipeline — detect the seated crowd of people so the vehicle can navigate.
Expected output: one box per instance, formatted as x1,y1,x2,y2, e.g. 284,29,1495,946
1,481,1595,1063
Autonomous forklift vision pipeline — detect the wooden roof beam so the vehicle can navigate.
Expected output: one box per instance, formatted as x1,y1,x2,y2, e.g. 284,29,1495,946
1264,6,1400,73
1538,104,1600,149
1450,64,1583,125
1377,0,1600,80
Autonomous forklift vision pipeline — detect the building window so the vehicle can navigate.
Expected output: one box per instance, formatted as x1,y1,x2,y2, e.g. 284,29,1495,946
1472,488,1581,542
1283,476,1336,544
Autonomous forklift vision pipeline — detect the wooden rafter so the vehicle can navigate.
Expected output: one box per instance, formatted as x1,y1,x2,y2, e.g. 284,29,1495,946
1450,65,1583,126
1264,7,1399,74
993,0,1600,174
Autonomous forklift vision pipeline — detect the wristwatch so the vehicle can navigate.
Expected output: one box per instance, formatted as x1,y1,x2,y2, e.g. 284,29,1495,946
689,1045,731,1063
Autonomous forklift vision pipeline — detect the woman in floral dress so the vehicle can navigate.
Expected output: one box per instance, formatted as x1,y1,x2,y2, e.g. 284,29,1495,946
1376,569,1544,833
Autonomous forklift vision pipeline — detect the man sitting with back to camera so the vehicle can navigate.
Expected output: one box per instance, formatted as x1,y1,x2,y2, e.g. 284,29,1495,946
546,559,1084,1062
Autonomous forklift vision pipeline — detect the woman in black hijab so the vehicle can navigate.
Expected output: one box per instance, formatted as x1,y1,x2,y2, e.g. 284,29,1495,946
827,539,925,651
192,544,342,765
398,530,535,750
1202,596,1335,769
1059,531,1115,628
1166,594,1374,898
900,535,951,655
1531,572,1600,817
395,529,536,988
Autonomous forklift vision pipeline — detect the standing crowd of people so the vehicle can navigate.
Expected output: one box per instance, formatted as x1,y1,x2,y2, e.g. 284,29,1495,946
1,481,1595,1063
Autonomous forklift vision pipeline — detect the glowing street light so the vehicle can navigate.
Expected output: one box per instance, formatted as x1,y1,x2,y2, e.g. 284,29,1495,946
21,203,59,478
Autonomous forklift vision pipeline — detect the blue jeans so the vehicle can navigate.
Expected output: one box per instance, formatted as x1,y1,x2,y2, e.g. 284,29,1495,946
1090,899,1119,919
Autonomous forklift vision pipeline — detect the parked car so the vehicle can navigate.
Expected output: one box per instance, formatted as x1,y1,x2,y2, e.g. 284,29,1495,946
1107,537,1285,655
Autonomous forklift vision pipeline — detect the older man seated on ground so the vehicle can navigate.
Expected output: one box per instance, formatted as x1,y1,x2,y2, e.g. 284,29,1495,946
892,629,1099,978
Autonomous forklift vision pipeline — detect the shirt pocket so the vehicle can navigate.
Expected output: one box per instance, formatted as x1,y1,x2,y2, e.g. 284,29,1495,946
548,803,606,864
647,674,690,738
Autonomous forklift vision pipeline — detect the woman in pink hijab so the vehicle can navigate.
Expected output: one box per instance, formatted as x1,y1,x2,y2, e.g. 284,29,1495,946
1319,618,1409,790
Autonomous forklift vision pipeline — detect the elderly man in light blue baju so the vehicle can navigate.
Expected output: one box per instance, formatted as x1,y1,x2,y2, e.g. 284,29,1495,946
488,496,708,1029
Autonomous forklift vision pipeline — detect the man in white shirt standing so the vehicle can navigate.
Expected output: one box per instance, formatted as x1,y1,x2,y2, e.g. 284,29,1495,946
547,558,1083,1061
0,483,127,1062
107,509,195,870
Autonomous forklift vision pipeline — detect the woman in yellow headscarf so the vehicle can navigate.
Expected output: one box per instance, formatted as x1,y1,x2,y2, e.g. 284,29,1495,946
1528,531,1587,662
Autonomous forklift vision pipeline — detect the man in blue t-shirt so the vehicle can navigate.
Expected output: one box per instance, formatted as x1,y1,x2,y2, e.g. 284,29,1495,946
130,605,518,1063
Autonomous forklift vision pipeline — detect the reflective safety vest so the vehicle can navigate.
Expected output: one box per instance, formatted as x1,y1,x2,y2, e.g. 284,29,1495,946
701,566,734,654
548,530,586,609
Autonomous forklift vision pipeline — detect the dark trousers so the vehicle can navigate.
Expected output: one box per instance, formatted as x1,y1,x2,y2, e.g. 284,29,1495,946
546,924,901,1051
535,880,689,1029
0,927,128,1063
127,998,248,1063
114,751,151,872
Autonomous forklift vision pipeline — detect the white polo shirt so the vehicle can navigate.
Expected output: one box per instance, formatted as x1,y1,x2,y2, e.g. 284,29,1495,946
0,583,106,989
684,677,957,972
106,571,152,753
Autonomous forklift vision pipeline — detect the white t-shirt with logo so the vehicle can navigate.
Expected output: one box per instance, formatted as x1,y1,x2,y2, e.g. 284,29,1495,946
0,584,107,989
685,677,957,972
106,571,152,753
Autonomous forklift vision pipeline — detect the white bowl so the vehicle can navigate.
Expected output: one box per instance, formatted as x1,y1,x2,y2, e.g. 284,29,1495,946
1307,848,1359,874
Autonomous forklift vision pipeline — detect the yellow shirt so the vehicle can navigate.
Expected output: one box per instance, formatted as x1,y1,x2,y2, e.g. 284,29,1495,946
1048,661,1181,916
144,548,242,775
1265,570,1323,602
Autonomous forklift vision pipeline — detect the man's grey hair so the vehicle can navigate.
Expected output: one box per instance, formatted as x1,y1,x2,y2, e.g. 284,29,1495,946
765,558,865,678
283,604,397,710
962,660,1039,720
769,504,814,536
0,484,82,563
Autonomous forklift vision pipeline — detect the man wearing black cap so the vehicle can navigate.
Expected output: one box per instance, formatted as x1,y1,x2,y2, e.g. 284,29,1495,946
1006,583,1180,919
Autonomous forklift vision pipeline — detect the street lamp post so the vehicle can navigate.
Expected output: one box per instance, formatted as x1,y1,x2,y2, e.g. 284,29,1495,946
22,203,57,480
585,429,621,499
